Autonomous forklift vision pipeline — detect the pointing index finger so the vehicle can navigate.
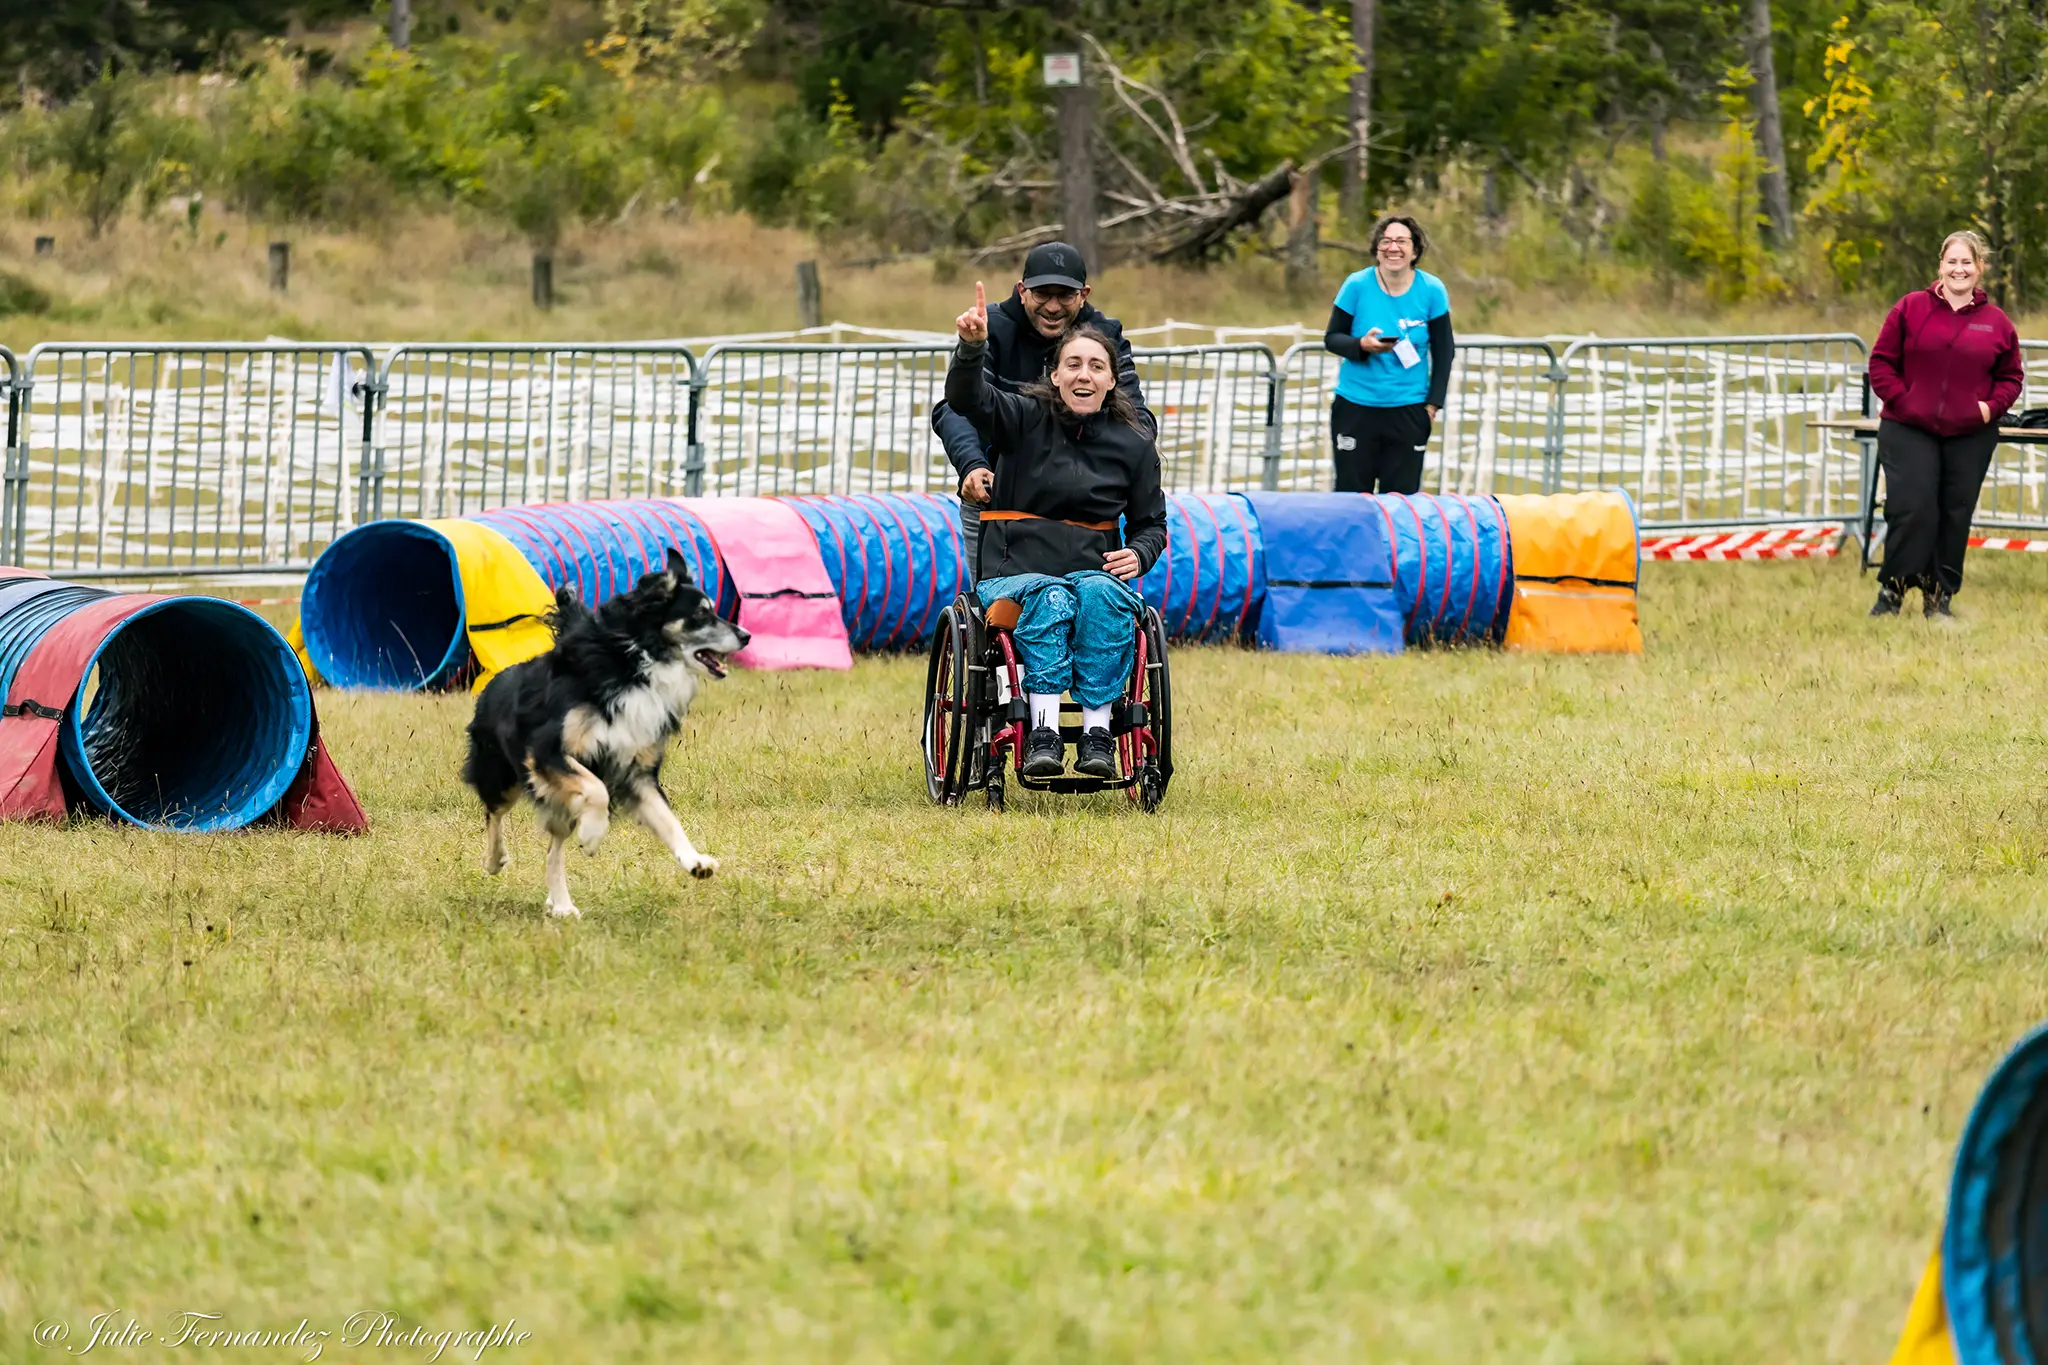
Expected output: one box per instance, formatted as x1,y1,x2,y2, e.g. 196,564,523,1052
975,280,986,312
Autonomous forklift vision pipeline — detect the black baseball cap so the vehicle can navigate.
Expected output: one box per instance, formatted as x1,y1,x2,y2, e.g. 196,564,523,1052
1021,242,1088,291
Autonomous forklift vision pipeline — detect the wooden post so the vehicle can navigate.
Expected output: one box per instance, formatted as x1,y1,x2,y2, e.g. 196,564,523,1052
1285,169,1318,297
1055,72,1099,272
268,241,289,293
33,236,53,257
531,251,554,311
795,259,822,329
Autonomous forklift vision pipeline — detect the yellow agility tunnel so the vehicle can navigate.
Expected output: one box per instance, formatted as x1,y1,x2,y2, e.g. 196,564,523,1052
1493,491,1644,654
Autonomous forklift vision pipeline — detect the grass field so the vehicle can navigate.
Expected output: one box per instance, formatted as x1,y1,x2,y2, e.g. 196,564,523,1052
4,554,2048,1362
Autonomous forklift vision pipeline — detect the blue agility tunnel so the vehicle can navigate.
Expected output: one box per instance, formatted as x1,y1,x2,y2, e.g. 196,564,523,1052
787,493,969,651
1366,493,1513,646
1237,492,1404,654
300,502,734,690
1140,494,1263,643
0,576,313,831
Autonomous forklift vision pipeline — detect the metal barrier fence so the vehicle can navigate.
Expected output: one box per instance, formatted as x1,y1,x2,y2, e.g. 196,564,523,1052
1555,335,1871,528
691,343,950,497
1274,340,1564,494
1135,345,1278,490
15,330,2048,579
0,345,19,564
8,343,375,578
1975,342,2048,533
370,344,698,522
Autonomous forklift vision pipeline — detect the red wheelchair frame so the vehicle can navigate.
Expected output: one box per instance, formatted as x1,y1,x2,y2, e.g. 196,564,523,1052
923,591,1172,812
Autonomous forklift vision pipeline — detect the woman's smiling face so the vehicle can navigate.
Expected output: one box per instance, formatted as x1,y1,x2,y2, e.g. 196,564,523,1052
1941,239,1983,295
1051,337,1114,415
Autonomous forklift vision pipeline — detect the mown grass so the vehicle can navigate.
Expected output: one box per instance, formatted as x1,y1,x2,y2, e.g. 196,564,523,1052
3,554,2048,1362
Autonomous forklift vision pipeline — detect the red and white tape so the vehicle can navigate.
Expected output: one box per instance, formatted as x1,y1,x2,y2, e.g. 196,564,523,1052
1640,524,1841,561
1968,536,2048,552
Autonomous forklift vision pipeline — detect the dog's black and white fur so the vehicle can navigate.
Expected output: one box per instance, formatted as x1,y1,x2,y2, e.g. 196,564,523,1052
461,548,749,919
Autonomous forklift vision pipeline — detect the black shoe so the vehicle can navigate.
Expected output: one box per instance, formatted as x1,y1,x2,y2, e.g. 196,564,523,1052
1022,726,1065,778
1073,727,1117,779
1926,586,1954,618
1869,582,1903,617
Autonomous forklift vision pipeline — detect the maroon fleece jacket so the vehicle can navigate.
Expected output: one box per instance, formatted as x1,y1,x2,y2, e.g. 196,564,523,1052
1868,284,2025,437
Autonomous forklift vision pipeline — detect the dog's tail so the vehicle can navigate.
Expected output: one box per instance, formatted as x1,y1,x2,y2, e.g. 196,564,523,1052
543,585,592,638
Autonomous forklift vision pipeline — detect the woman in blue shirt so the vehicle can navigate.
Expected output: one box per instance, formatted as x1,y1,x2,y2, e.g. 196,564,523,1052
1323,215,1455,493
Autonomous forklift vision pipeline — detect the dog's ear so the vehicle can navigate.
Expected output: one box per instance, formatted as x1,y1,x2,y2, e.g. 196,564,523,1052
665,546,694,585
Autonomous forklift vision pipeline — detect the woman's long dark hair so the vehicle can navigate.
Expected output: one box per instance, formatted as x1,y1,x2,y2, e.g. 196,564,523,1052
1023,324,1140,428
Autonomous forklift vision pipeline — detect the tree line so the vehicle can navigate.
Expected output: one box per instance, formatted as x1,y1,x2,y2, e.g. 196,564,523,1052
4,0,2045,305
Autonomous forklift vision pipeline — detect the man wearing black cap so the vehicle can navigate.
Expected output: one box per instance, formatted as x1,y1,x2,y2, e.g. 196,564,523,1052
932,241,1156,574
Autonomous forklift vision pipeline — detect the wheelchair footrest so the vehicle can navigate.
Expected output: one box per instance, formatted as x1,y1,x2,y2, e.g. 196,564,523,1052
1016,773,1136,794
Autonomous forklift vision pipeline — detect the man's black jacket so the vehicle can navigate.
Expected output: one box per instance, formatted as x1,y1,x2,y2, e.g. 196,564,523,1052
932,289,1157,481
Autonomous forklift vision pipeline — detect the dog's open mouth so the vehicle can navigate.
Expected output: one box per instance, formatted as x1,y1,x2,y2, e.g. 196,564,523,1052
693,649,730,679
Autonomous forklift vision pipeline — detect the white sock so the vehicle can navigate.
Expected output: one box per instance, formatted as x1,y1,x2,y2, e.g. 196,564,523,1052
1029,694,1060,732
1081,704,1111,733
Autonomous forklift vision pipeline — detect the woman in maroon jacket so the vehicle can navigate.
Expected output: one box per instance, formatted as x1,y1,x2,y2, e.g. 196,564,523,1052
1866,230,2026,617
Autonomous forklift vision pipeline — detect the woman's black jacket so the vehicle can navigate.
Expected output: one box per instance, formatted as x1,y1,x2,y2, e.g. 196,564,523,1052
945,339,1168,582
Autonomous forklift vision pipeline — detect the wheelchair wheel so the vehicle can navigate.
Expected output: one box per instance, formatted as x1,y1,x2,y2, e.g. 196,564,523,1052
922,603,972,805
1133,606,1172,813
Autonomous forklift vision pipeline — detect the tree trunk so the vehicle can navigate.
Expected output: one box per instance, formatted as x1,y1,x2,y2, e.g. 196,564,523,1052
1343,0,1377,227
1056,76,1099,271
1285,170,1319,297
390,0,412,49
1747,0,1793,245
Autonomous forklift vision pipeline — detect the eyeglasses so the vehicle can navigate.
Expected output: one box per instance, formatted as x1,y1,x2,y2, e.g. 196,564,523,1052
1028,287,1080,302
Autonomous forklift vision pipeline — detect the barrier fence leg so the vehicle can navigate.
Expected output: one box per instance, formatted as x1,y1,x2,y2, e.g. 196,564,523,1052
1262,369,1284,492
1541,361,1567,494
3,376,26,565
357,369,387,524
684,370,707,497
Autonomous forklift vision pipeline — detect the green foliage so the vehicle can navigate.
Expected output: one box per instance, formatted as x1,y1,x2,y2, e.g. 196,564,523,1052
1801,0,2048,303
0,269,53,316
19,69,197,236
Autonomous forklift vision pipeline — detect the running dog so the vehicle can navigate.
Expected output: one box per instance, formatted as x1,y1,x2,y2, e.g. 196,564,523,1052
461,549,748,918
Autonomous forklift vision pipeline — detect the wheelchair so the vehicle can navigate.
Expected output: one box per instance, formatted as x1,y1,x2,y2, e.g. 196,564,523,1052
922,591,1172,813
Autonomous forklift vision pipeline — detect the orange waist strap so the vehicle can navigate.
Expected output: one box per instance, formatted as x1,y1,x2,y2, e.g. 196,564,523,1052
980,509,1118,533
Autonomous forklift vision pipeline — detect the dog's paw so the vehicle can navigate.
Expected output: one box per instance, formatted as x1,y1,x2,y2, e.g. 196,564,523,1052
544,896,583,920
682,853,718,880
483,850,510,875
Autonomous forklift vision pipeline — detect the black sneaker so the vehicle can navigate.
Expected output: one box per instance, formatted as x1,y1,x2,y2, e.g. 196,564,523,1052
1022,726,1065,778
1073,727,1117,779
1869,582,1904,617
1926,586,1955,618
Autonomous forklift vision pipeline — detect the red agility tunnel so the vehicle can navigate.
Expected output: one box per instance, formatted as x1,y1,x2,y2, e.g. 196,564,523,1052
0,571,363,833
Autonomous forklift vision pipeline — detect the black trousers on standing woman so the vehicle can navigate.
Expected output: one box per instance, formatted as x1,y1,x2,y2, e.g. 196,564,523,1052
1877,418,1999,596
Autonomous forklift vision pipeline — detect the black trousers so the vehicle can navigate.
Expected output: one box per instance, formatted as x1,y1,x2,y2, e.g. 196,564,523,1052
1877,418,1998,595
1331,396,1431,494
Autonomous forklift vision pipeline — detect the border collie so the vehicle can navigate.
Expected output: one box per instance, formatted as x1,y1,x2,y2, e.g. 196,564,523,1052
461,549,748,919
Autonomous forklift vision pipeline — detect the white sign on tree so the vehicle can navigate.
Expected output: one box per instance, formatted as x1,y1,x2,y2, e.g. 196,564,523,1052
1043,53,1081,87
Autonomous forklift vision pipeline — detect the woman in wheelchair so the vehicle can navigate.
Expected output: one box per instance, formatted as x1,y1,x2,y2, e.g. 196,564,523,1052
948,281,1167,780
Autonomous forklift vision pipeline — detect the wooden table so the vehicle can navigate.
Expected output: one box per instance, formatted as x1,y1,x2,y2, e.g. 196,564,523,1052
1809,417,2048,570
